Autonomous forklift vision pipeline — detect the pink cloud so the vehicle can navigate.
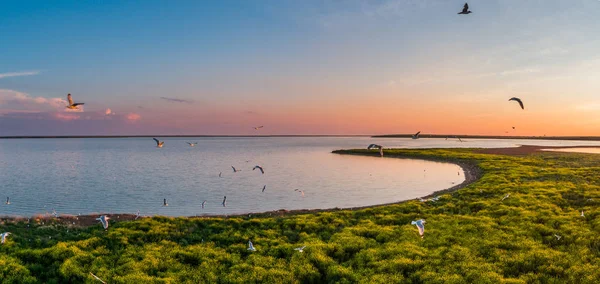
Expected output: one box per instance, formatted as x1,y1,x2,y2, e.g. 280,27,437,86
126,113,141,121
105,108,113,115
54,112,80,121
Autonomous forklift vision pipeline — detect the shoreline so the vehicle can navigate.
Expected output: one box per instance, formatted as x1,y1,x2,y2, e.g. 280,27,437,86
0,149,483,227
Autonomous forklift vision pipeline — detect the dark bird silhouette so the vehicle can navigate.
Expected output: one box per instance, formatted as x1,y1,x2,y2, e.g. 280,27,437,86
367,144,382,150
458,3,472,14
222,196,227,207
163,198,168,206
412,131,421,139
512,126,516,130
262,185,266,192
232,166,240,173
509,97,525,109
153,138,164,148
253,165,265,174
5,197,9,205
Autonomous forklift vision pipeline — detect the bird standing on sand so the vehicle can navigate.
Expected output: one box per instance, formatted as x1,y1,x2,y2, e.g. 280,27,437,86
253,165,264,174
232,166,240,173
412,131,421,139
0,232,10,244
253,126,264,130
163,199,168,206
153,138,164,148
222,196,227,207
411,219,426,238
5,197,9,205
502,193,510,201
66,93,84,109
509,97,525,110
262,185,266,192
96,215,110,230
90,272,106,284
202,200,207,209
295,246,306,253
248,240,256,251
187,142,198,147
458,3,472,14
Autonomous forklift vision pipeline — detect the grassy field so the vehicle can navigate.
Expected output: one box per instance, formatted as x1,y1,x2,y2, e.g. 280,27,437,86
1,148,600,283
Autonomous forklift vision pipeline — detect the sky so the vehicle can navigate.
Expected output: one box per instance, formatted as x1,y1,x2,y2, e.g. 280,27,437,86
1,0,600,136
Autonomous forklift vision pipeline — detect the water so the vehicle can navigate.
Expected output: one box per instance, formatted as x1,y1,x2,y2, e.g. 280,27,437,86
1,137,597,217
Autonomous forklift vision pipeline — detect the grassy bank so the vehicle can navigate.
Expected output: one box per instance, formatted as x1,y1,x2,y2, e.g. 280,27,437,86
1,148,600,283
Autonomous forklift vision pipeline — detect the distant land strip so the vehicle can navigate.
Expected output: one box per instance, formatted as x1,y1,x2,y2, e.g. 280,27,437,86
0,135,371,139
373,134,600,141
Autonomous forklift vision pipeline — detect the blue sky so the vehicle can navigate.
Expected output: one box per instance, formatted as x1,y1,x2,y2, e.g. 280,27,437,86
2,0,600,135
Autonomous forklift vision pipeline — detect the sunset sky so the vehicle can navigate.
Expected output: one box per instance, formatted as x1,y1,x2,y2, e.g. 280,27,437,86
2,0,600,136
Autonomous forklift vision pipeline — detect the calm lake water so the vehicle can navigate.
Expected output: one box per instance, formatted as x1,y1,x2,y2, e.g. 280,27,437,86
1,137,598,217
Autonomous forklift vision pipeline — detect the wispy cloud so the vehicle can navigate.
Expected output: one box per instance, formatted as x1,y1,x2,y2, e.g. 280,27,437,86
126,113,141,121
160,97,193,104
0,70,40,79
0,89,66,108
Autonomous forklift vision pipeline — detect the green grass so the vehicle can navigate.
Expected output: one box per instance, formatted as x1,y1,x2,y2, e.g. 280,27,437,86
2,148,600,283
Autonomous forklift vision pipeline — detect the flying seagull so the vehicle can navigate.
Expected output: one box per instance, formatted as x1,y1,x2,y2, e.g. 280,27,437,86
0,232,10,244
187,142,198,147
502,193,510,201
294,246,306,253
202,200,207,209
222,196,227,207
554,234,561,241
90,272,106,284
153,138,164,148
135,210,140,220
458,3,472,14
248,240,256,251
253,126,264,130
509,97,524,110
5,197,9,205
253,165,264,174
412,131,421,139
232,166,240,173
96,215,110,230
66,93,84,109
262,185,266,192
163,198,168,206
411,219,426,238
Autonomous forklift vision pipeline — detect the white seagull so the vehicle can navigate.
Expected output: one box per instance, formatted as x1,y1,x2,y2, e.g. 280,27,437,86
253,165,264,174
554,234,561,241
412,131,421,139
90,272,107,284
248,240,257,251
222,196,227,207
153,138,164,148
379,147,384,157
411,219,426,238
502,193,510,201
187,142,198,147
202,200,207,209
294,246,306,253
66,93,84,110
0,232,10,244
135,210,140,220
96,215,110,230
367,144,382,150
581,210,585,217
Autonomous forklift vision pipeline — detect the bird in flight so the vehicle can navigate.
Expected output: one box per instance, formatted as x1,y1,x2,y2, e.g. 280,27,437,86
153,138,164,148
222,196,227,207
134,210,140,220
163,198,168,206
262,185,266,192
509,97,524,110
66,93,84,110
5,197,9,205
202,200,207,209
248,240,256,251
219,172,222,177
90,272,106,284
502,193,510,201
232,166,240,173
367,144,382,150
0,232,10,244
96,215,110,230
411,219,426,238
187,142,198,147
458,3,472,14
554,234,561,241
412,131,421,139
253,165,264,174
253,126,264,130
294,246,306,253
